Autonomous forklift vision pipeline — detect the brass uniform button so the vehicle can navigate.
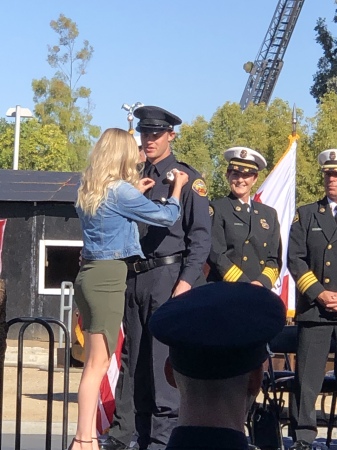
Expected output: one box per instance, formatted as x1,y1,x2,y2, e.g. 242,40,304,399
260,260,264,265
263,243,267,247
243,256,248,262
328,244,332,250
325,278,330,283
245,240,249,244
326,261,331,266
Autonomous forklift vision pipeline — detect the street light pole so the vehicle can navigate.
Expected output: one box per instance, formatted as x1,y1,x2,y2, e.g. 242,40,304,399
121,102,144,134
6,105,33,170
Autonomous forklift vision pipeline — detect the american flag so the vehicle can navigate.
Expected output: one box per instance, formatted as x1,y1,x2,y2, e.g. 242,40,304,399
74,317,124,435
96,325,125,434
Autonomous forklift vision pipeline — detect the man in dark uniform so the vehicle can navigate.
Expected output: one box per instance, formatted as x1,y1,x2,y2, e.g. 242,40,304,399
149,282,286,450
208,146,282,289
288,149,337,450
100,106,211,450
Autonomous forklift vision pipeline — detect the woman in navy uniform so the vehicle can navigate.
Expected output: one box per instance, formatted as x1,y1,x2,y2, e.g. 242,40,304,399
208,147,282,290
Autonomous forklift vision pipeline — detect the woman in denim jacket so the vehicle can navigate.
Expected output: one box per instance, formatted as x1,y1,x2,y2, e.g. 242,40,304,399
71,128,188,450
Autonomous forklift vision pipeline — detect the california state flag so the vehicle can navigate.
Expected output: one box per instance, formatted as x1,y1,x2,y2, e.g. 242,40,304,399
253,134,298,316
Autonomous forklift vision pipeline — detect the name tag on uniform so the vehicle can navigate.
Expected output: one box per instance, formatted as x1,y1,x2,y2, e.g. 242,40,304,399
312,227,322,231
234,223,243,226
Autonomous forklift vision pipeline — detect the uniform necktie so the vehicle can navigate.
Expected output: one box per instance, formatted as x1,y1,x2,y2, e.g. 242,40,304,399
144,164,156,199
334,205,337,225
139,164,156,239
244,203,250,213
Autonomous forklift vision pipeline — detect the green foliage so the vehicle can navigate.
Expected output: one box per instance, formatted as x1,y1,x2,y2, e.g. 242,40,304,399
0,119,70,171
173,98,331,207
172,116,213,191
311,9,337,102
32,14,100,170
303,90,337,204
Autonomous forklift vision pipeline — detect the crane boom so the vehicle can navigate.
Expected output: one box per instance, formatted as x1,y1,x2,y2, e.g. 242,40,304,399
240,0,305,110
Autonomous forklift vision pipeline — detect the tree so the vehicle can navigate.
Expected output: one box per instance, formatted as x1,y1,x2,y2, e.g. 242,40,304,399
32,14,100,170
173,99,318,205
0,119,70,171
310,8,337,102
172,116,213,190
305,90,337,203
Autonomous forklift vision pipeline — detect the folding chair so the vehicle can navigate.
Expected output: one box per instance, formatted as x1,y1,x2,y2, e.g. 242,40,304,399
266,325,337,448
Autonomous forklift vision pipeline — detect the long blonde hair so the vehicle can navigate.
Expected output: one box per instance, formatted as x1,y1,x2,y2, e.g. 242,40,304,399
77,128,141,216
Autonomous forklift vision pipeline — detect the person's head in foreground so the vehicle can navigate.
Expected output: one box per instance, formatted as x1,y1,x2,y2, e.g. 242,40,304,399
149,282,286,438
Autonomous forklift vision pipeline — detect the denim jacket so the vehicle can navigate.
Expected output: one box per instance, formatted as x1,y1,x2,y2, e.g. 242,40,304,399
77,180,181,260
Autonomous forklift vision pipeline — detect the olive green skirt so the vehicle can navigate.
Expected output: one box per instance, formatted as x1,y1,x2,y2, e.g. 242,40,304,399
74,259,127,356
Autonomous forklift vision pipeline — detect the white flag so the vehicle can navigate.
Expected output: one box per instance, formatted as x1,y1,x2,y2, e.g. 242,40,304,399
253,135,297,315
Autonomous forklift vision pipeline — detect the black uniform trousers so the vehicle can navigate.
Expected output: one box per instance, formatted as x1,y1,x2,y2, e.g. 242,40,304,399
290,322,337,443
110,262,182,450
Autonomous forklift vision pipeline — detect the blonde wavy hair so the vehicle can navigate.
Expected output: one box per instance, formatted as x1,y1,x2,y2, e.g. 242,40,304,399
77,128,141,216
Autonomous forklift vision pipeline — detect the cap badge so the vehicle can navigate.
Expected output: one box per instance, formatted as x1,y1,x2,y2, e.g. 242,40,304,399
235,206,241,211
260,218,270,230
330,151,336,160
240,149,247,158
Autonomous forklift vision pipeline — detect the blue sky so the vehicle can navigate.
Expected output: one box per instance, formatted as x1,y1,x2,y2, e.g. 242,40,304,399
1,0,336,133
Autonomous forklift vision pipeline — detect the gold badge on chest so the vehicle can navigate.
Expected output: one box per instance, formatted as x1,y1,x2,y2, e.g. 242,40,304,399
260,218,269,230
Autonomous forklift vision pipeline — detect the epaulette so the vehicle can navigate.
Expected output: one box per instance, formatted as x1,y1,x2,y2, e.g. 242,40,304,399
176,160,201,176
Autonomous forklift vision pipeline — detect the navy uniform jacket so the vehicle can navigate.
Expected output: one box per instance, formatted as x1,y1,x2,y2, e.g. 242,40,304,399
140,153,211,287
288,196,337,322
208,193,282,289
166,426,249,450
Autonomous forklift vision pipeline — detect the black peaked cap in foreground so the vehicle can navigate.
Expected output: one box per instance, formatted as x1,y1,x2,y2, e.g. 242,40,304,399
149,282,286,380
134,105,182,134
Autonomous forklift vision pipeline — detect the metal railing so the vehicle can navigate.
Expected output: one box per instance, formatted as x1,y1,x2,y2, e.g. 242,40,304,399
59,281,74,348
0,317,70,450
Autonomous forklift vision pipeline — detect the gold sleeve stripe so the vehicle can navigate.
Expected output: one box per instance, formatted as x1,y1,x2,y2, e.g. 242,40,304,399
262,267,279,286
297,271,319,294
223,265,243,282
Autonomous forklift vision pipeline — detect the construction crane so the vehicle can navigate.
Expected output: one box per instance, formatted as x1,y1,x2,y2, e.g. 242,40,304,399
240,0,305,110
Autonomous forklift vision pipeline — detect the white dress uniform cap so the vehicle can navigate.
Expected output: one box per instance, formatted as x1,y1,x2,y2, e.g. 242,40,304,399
318,149,337,171
224,147,267,173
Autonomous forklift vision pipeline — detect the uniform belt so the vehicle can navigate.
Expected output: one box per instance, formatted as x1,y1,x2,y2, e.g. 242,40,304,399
127,254,183,273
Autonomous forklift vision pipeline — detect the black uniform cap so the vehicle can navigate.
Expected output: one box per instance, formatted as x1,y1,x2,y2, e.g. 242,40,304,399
149,282,286,380
134,106,182,134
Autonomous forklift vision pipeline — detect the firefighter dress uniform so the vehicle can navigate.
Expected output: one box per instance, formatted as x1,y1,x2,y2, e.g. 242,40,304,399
208,147,282,289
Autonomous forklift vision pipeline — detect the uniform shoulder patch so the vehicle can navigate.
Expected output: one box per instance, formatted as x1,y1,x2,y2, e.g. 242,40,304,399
192,179,208,197
209,205,214,216
292,212,299,223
